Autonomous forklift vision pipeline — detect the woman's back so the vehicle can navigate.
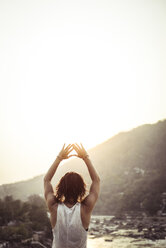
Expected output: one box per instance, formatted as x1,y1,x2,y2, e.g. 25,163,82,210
52,202,87,248
44,144,100,248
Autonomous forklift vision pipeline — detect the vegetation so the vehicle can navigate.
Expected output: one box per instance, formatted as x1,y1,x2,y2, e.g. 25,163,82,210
93,119,166,215
0,195,52,242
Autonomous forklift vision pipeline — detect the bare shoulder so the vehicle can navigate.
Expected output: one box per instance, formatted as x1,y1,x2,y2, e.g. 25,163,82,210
80,192,99,230
49,202,58,216
49,202,59,229
81,191,99,214
80,201,92,230
46,194,58,213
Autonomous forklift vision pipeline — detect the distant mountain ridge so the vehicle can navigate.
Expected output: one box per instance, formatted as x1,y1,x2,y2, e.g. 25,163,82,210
1,119,166,214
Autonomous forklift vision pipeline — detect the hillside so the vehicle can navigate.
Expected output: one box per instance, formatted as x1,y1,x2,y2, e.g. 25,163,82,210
1,119,166,215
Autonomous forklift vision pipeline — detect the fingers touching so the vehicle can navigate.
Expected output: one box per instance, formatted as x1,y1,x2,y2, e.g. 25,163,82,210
72,143,88,159
59,143,87,160
59,144,73,159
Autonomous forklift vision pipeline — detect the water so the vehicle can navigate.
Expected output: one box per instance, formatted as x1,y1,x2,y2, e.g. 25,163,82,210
87,215,166,248
87,234,166,248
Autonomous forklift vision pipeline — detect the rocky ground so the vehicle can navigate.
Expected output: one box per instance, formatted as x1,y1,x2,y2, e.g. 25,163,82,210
89,214,166,241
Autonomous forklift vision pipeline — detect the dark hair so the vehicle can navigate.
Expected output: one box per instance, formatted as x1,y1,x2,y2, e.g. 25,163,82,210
55,172,86,203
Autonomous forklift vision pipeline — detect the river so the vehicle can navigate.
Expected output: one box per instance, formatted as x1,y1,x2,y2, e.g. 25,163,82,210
87,215,166,248
87,235,166,248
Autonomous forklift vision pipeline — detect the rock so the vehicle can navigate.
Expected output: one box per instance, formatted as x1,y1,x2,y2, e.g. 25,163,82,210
105,239,113,242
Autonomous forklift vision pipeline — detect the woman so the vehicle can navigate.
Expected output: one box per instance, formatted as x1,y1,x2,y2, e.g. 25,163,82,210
44,143,100,248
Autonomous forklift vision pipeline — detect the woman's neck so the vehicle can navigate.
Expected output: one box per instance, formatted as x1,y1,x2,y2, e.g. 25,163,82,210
64,199,77,205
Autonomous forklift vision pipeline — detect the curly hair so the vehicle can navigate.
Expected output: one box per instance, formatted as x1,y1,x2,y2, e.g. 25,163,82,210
55,172,86,203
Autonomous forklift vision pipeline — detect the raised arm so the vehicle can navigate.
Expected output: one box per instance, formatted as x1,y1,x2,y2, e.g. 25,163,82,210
44,144,73,211
73,143,100,212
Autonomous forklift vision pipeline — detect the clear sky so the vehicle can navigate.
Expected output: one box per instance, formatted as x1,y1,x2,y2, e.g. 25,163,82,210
0,0,165,185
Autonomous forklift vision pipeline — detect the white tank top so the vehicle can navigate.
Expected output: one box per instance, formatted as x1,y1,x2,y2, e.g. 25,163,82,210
52,202,87,248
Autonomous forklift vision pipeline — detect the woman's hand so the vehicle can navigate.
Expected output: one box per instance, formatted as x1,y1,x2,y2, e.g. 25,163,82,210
57,144,74,160
72,143,89,159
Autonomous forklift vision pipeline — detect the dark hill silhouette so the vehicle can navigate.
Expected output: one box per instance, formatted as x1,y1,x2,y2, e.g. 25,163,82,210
1,119,166,214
